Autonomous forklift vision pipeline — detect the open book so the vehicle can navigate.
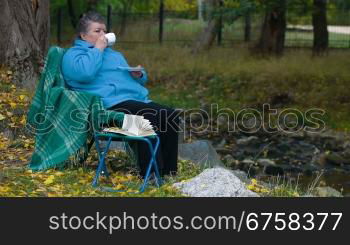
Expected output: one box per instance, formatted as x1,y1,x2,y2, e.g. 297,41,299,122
103,114,156,137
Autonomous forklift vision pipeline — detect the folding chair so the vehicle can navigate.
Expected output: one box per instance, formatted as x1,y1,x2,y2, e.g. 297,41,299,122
92,132,163,193
29,45,163,193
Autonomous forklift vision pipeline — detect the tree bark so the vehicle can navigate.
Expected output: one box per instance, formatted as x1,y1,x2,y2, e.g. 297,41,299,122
192,0,221,54
119,0,134,36
198,0,204,21
255,0,287,56
0,0,50,89
86,0,99,11
312,0,328,55
67,0,77,28
244,12,251,42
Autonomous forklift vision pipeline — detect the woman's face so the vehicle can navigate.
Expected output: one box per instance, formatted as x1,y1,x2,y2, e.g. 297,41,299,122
80,21,107,46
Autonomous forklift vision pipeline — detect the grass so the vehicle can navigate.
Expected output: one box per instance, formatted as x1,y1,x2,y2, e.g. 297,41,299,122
117,44,350,131
285,30,350,48
256,171,329,197
0,159,310,197
0,154,203,197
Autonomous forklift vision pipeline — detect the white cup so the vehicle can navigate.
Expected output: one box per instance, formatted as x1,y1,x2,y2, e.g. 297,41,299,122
105,33,116,46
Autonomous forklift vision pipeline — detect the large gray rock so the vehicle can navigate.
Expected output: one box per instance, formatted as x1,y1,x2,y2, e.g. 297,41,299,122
178,140,224,168
173,167,259,197
231,170,251,184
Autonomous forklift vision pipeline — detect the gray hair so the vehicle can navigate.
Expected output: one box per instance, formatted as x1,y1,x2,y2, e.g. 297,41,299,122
76,11,105,37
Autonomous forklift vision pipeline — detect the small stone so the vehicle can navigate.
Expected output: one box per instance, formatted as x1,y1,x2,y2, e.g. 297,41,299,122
343,141,350,149
187,113,202,123
215,138,226,149
312,153,327,166
241,159,255,166
223,154,235,166
215,147,232,154
257,158,276,167
342,148,350,158
326,152,350,166
242,117,261,131
313,187,343,197
236,136,259,146
288,131,305,139
217,115,228,127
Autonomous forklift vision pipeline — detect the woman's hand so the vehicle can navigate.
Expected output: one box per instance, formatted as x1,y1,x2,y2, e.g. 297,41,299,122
95,35,107,51
130,65,143,78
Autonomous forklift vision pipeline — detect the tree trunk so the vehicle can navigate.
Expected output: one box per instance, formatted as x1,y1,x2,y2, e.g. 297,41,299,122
119,0,134,36
192,0,221,53
255,0,287,56
67,0,77,28
244,12,251,42
312,0,328,55
86,0,99,11
198,0,204,21
0,0,50,89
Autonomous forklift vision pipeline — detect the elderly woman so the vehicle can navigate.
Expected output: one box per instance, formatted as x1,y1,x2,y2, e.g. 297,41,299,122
62,11,179,177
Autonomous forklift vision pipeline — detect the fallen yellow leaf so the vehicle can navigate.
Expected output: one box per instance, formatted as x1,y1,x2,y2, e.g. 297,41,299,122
9,102,16,109
78,179,88,184
19,156,27,161
0,186,11,193
7,155,15,160
20,116,26,125
54,171,64,177
44,175,55,185
111,184,124,190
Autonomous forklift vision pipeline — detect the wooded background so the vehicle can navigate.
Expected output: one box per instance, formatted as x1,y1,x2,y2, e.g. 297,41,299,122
0,0,349,87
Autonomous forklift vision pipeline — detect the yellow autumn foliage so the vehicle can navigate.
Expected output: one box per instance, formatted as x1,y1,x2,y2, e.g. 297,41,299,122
44,175,55,185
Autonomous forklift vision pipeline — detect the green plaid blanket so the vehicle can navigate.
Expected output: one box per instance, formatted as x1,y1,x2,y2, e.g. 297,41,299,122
26,46,124,171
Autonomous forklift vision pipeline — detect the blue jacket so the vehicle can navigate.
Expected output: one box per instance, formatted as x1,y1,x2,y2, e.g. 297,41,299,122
61,39,151,108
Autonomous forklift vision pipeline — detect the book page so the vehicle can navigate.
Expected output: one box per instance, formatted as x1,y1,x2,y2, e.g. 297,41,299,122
103,127,156,137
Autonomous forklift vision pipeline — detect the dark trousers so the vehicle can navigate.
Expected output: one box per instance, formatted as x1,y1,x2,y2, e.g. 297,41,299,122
109,100,179,177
